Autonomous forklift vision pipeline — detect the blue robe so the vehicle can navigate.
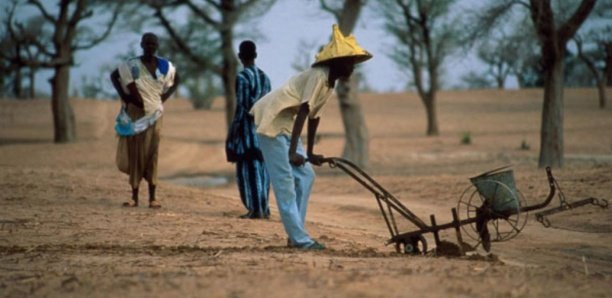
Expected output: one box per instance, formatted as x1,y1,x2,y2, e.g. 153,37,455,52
226,65,271,217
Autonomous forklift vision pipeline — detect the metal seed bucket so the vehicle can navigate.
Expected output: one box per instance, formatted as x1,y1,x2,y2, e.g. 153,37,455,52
470,166,520,213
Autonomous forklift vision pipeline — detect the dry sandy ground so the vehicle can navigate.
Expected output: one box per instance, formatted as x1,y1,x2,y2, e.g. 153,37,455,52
0,88,611,298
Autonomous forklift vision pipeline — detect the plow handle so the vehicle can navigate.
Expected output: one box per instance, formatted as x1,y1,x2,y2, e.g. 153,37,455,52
546,167,554,185
521,167,557,213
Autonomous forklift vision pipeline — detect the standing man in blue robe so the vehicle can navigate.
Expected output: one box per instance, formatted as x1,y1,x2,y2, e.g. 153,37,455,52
226,40,271,219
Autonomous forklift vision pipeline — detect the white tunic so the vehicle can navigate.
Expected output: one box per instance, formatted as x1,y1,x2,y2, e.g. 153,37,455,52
250,66,333,138
117,56,176,116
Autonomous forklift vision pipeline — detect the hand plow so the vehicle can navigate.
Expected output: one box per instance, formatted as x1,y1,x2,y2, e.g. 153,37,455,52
320,157,608,255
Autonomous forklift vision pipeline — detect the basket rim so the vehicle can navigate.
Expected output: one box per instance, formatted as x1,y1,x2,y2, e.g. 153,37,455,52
470,165,513,180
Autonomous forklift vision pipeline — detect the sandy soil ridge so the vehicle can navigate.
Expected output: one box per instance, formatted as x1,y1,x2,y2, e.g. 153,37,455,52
1,89,611,297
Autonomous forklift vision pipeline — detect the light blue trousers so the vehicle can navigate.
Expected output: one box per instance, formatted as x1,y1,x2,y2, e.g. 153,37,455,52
257,134,315,247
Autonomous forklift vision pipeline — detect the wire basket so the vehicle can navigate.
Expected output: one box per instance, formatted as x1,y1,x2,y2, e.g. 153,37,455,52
469,166,520,213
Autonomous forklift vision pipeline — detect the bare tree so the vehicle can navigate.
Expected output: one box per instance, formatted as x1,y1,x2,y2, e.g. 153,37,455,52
606,43,612,87
607,41,612,87
473,15,543,89
380,0,462,136
508,27,542,88
7,0,123,142
474,18,543,90
530,0,596,168
0,6,24,98
572,1,612,108
476,35,517,89
319,0,370,168
574,33,609,108
460,71,493,89
594,1,612,87
19,16,46,98
157,30,221,109
145,0,275,130
1,2,46,99
290,39,319,73
473,0,597,168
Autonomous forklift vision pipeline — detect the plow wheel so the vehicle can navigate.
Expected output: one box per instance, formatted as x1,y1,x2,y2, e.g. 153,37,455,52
457,181,528,247
400,235,428,255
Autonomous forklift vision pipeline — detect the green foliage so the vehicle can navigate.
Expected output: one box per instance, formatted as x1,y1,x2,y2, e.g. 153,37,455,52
460,71,493,89
520,139,530,150
129,0,276,116
185,72,221,110
460,131,471,145
154,19,221,109
80,63,117,99
380,0,463,91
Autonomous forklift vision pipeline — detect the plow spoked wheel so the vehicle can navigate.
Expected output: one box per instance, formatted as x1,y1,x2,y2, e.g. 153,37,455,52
402,235,428,255
457,181,528,245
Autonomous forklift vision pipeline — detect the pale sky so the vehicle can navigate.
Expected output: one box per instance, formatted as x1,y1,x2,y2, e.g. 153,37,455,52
13,0,508,96
73,0,419,94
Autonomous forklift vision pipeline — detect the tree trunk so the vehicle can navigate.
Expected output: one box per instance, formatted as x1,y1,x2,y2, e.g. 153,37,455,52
538,55,564,168
597,80,607,109
576,37,606,109
29,68,36,98
51,63,76,143
337,75,369,167
334,0,369,168
605,43,612,87
13,68,23,99
495,63,505,89
496,77,505,89
220,28,237,130
516,74,527,89
424,93,439,136
530,0,595,168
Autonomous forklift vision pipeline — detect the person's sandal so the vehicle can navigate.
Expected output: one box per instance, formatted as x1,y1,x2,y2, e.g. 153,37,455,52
149,200,161,209
301,241,325,251
239,211,253,219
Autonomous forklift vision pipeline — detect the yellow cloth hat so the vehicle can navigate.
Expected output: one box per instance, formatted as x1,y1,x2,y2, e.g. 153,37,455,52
312,24,372,66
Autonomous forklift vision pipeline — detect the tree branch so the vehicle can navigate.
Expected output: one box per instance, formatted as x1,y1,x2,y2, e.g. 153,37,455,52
26,0,57,24
21,56,72,68
396,0,421,26
573,36,602,81
203,0,221,10
5,3,54,63
72,2,123,51
319,0,341,20
153,7,221,74
394,1,426,97
239,0,274,18
5,2,20,42
182,0,220,26
558,0,597,44
516,0,530,10
69,1,93,28
52,0,70,46
63,0,88,47
529,0,555,47
14,23,55,57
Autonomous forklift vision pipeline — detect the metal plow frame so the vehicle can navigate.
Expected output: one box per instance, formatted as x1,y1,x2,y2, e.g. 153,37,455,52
321,157,608,255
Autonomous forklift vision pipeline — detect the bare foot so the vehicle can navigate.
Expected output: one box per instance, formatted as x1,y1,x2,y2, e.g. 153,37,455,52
122,201,138,207
149,200,161,209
